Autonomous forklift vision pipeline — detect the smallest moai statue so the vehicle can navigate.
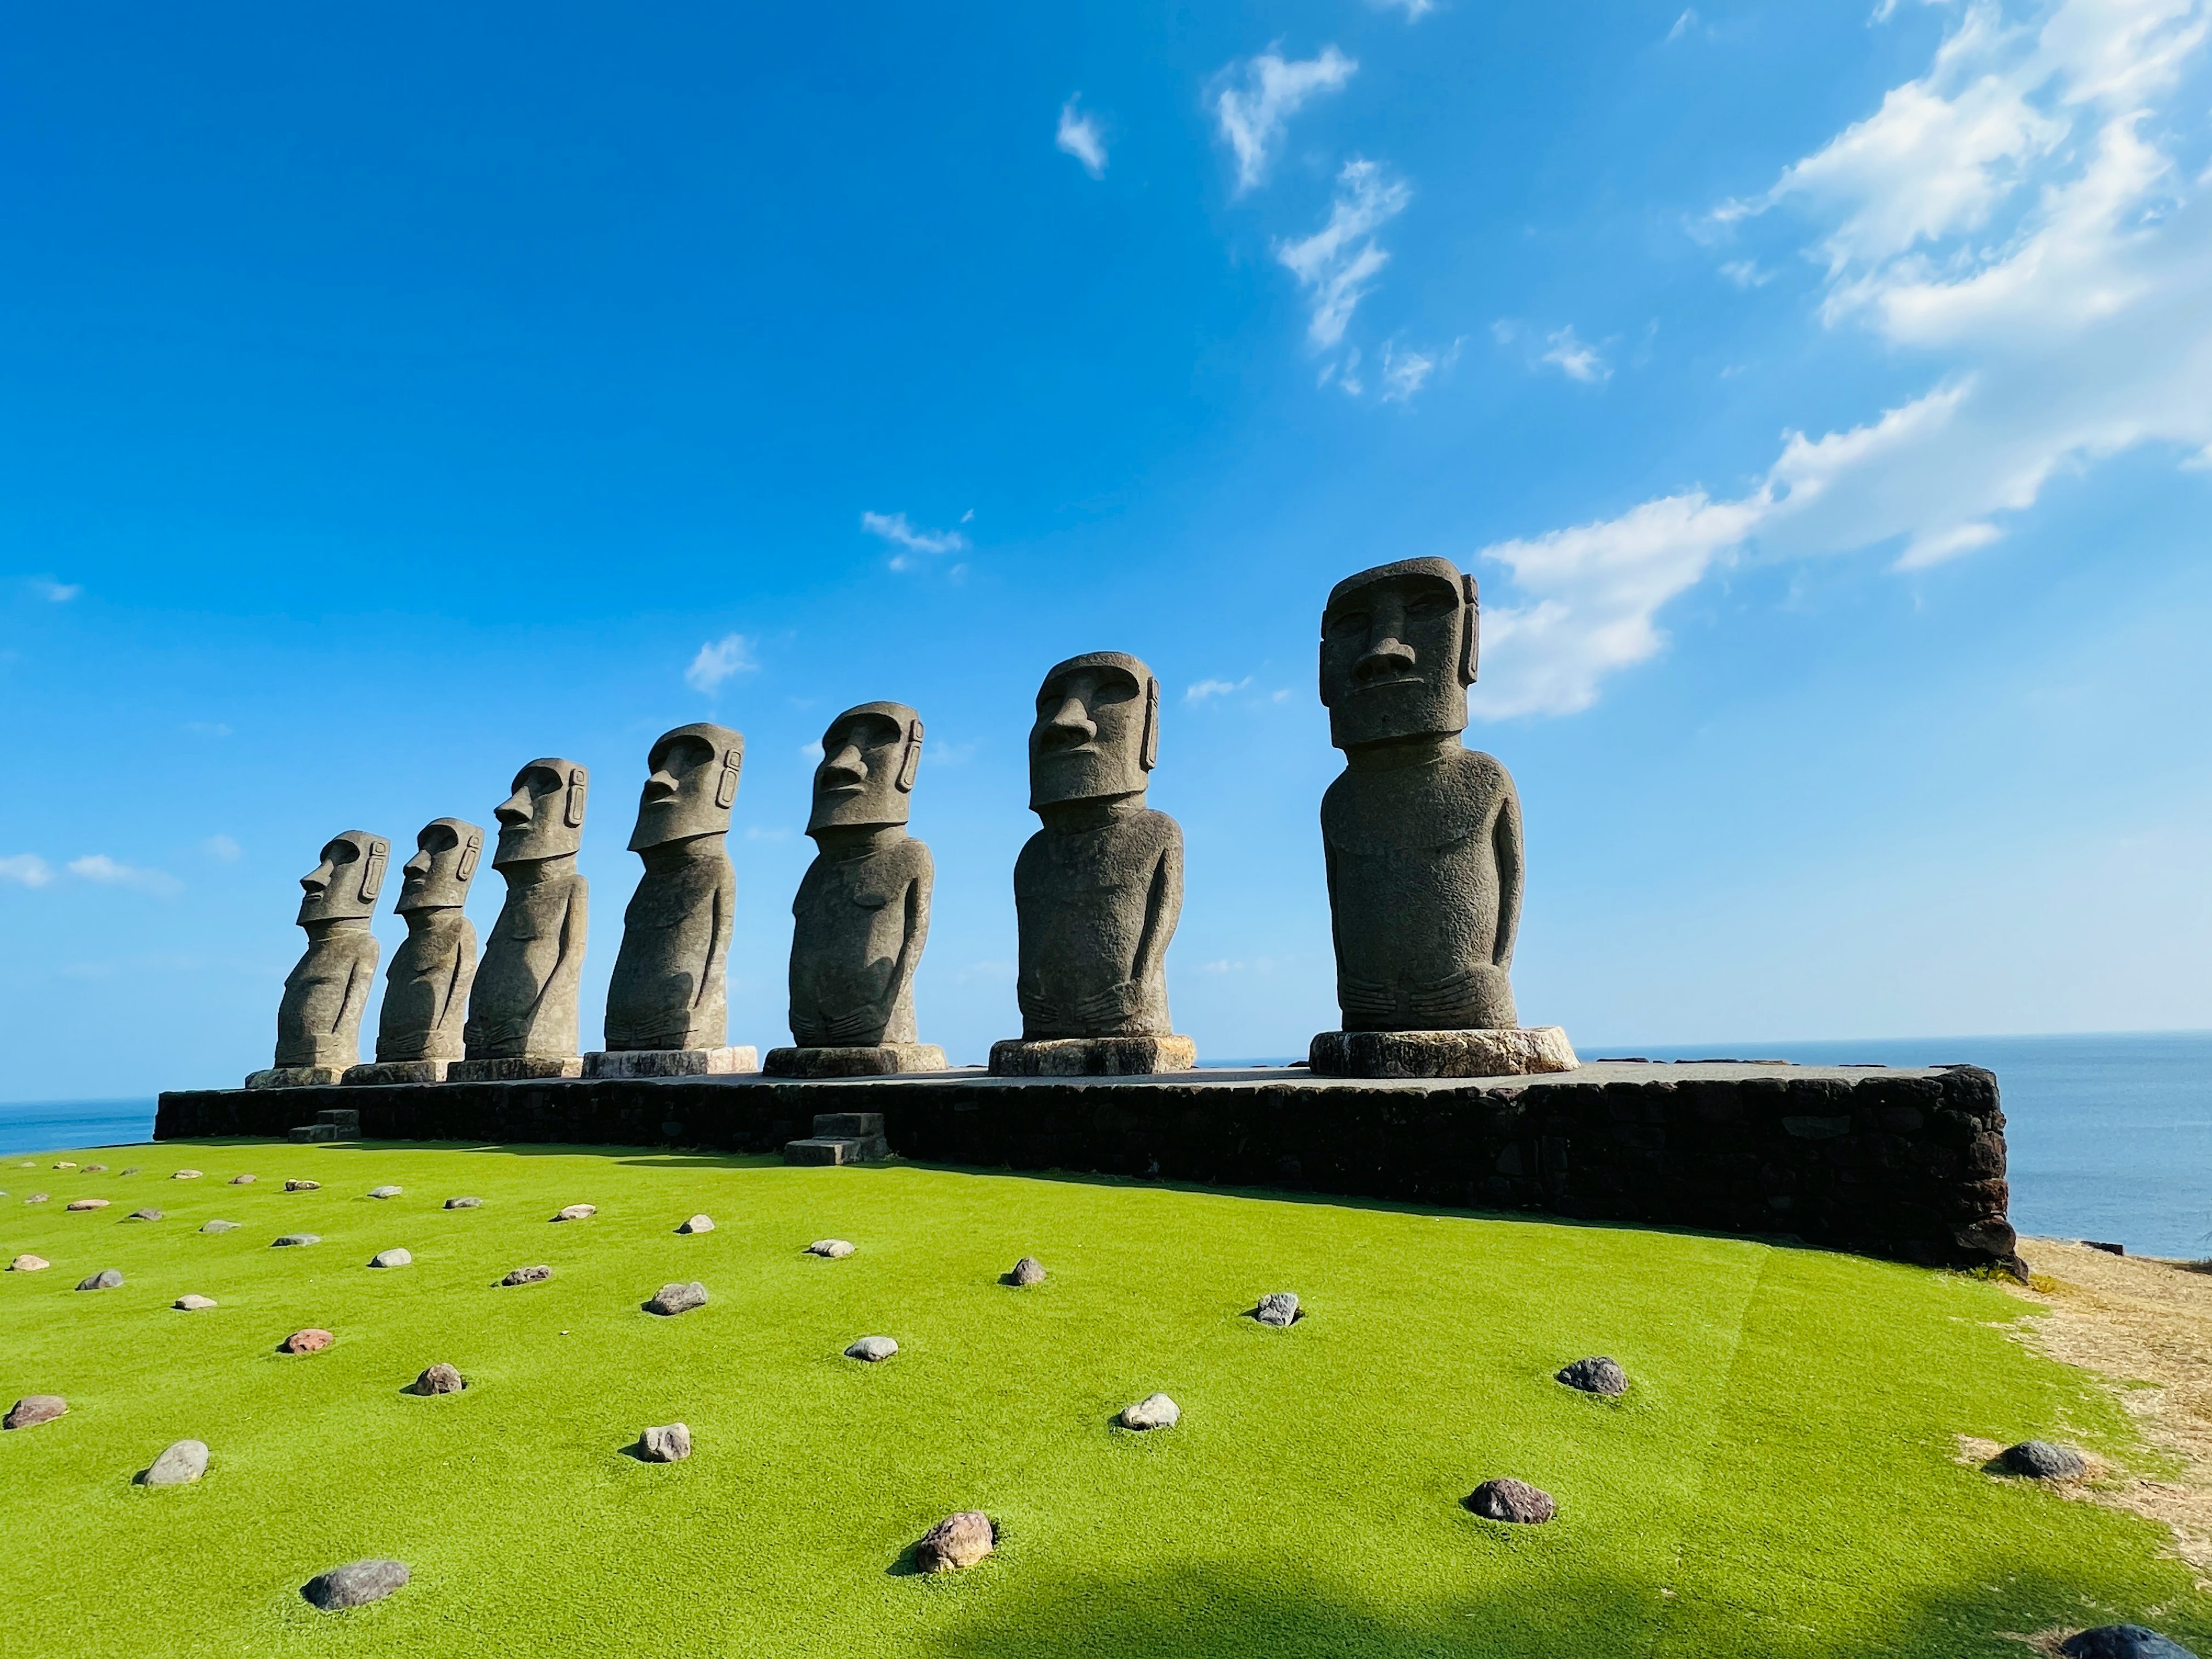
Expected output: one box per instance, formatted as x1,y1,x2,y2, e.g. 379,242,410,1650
343,819,483,1085
247,831,388,1088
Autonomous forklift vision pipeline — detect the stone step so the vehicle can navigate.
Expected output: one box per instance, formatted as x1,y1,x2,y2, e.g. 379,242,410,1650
811,1112,885,1139
783,1135,889,1167
287,1108,360,1144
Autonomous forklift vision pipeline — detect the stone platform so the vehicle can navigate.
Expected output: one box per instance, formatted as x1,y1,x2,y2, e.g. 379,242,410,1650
154,1059,2021,1275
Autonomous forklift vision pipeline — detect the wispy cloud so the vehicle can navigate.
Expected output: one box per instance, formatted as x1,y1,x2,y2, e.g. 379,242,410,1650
29,578,80,603
203,835,242,862
1277,159,1410,348
1370,0,1437,18
1541,326,1609,383
183,721,232,737
685,633,759,693
1719,259,1775,289
0,854,54,888
1667,7,1700,41
1185,676,1253,702
67,854,183,896
1055,97,1107,179
1213,47,1358,194
861,510,971,572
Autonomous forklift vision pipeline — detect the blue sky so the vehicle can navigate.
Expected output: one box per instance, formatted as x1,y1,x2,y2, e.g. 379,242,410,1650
4,0,2210,1099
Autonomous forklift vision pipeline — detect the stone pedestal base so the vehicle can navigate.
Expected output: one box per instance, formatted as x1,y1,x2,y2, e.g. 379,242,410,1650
246,1066,346,1090
764,1044,948,1078
342,1060,450,1086
582,1047,757,1080
783,1111,891,1165
1310,1026,1578,1079
446,1056,585,1084
988,1035,1197,1077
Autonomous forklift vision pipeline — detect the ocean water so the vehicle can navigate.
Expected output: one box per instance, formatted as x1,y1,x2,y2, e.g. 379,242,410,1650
7,1031,2209,1257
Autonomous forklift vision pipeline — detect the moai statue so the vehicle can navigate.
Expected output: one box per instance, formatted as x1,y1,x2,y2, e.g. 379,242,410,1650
1308,556,1576,1078
765,702,946,1077
343,819,483,1085
450,759,590,1082
988,652,1193,1075
584,724,755,1078
245,830,387,1088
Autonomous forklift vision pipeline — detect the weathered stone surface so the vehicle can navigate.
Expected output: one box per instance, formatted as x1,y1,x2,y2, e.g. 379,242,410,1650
447,1055,585,1082
230,1173,256,1184
200,1219,239,1233
2061,1627,2200,1659
1254,1292,1300,1327
259,831,387,1084
5,1395,66,1429
250,1066,347,1089
283,1328,335,1354
1556,1356,1628,1397
126,1208,162,1222
2003,1440,2088,1480
1465,1478,1556,1524
585,1046,757,1079
1311,1026,1578,1080
678,1214,714,1233
24,1192,48,1203
991,1035,1197,1076
175,1294,217,1310
66,1198,109,1211
638,1422,692,1463
646,1280,707,1316
807,1239,855,1259
409,1362,465,1395
554,1203,596,1222
1120,1392,1180,1430
767,1044,949,1078
272,1234,320,1248
359,818,482,1076
502,1265,552,1286
846,1335,898,1362
783,1114,891,1163
462,757,589,1070
914,1511,994,1573
141,1438,210,1486
1009,1256,1046,1287
9,1254,49,1272
285,1179,320,1192
370,1248,413,1268
301,1559,409,1611
343,1060,451,1085
77,1269,122,1290
368,1185,403,1199
445,1196,482,1210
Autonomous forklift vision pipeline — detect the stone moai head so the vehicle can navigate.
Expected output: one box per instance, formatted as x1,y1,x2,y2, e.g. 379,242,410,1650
296,830,388,926
1028,652,1160,811
1319,556,1479,753
628,723,743,851
493,757,589,868
808,702,922,835
396,818,484,913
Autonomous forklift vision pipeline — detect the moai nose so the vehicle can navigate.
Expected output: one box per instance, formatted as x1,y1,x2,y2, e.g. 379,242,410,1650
1355,637,1418,680
299,859,335,896
402,850,433,878
642,768,680,802
821,744,867,785
1043,696,1096,749
495,787,534,827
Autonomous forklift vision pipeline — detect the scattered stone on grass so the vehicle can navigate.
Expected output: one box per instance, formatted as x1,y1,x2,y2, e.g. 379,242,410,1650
283,1329,334,1354
77,1269,123,1290
369,1185,403,1199
82,1163,107,1173
272,1234,320,1248
444,1196,482,1210
2062,1627,2201,1658
200,1220,240,1234
1557,1357,1629,1397
5,1395,66,1430
9,1255,48,1272
502,1265,552,1287
1465,1478,1556,1524
24,1192,49,1205
409,1363,465,1395
914,1512,994,1573
126,1208,164,1222
120,1168,139,1176
302,1559,409,1611
1008,1256,1046,1286
678,1214,713,1234
807,1239,855,1259
172,1170,202,1180
646,1281,708,1316
553,1204,596,1222
53,1161,76,1170
1254,1292,1300,1327
638,1423,692,1462
175,1294,217,1311
140,1439,209,1487
230,1174,256,1185
66,1198,109,1211
285,1180,320,1192
370,1248,412,1268
1120,1393,1180,1430
846,1336,899,1362
2003,1440,2088,1480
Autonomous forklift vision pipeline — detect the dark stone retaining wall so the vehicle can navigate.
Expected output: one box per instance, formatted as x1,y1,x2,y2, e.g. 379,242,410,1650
154,1059,2021,1275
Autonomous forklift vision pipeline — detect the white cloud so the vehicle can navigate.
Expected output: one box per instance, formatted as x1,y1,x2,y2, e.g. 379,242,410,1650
1277,159,1410,347
29,578,80,603
1668,8,1700,41
203,835,242,862
1370,0,1436,18
861,510,970,572
1541,326,1610,382
685,633,759,692
1720,259,1775,288
1380,342,1435,402
1474,0,2212,718
799,740,824,760
66,854,183,896
1056,98,1107,179
1186,676,1253,702
1214,47,1358,193
0,854,54,888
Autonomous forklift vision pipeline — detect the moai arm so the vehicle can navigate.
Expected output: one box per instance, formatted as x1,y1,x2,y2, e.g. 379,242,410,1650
885,844,933,1028
535,878,589,1030
437,920,478,1033
335,942,377,1040
1491,775,1524,969
1130,824,1183,997
697,861,733,1017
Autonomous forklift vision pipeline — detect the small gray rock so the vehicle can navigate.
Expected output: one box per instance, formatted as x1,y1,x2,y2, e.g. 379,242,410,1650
1254,1292,1300,1327
285,1179,320,1192
368,1185,403,1199
174,1294,217,1311
1009,1256,1046,1286
409,1363,465,1395
1557,1356,1628,1397
230,1173,256,1184
1120,1392,1180,1430
638,1422,692,1462
2062,1627,2201,1659
140,1438,210,1487
914,1510,994,1573
502,1265,552,1286
24,1192,48,1204
553,1203,596,1222
677,1214,713,1234
200,1219,240,1233
77,1268,123,1290
1465,1478,1556,1524
2003,1440,2088,1480
120,1167,139,1176
4,1395,66,1430
272,1233,320,1248
846,1336,899,1362
370,1248,412,1268
444,1196,482,1210
125,1208,164,1222
646,1281,707,1316
302,1559,410,1611
807,1238,855,1258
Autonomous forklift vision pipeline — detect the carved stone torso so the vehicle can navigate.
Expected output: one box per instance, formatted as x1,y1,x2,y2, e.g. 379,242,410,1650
1321,745,1523,1031
789,836,931,1048
375,910,477,1063
274,922,380,1068
1014,806,1181,1039
604,837,732,1051
465,863,588,1059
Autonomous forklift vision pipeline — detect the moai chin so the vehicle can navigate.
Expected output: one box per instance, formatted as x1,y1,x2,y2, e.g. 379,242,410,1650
1308,556,1577,1078
765,702,946,1078
344,818,483,1085
585,724,756,1078
246,830,387,1088
452,759,591,1082
988,652,1194,1076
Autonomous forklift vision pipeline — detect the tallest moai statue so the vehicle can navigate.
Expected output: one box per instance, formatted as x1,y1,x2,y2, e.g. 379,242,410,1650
1309,557,1576,1078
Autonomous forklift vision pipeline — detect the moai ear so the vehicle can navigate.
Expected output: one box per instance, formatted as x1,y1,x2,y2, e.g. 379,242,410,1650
1459,572,1480,688
456,831,480,883
564,767,589,828
895,717,924,793
714,744,743,810
361,840,388,903
1141,677,1160,771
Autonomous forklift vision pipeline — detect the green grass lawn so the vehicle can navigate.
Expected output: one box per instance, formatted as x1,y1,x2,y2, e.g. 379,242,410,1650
2,1139,2205,1658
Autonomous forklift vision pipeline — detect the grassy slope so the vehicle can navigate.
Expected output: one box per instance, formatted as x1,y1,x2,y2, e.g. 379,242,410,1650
0,1140,2202,1659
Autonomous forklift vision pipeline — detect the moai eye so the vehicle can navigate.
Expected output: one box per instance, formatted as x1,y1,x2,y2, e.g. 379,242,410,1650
1324,607,1369,641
